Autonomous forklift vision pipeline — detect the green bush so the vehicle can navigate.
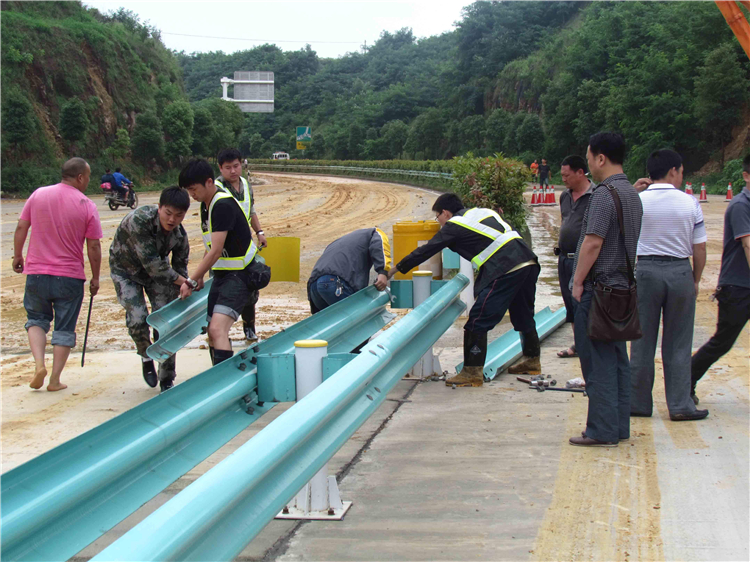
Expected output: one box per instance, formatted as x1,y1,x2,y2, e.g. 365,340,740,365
451,153,530,233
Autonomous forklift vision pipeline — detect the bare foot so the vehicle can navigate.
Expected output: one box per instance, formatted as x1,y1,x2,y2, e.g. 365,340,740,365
47,381,67,392
29,367,47,389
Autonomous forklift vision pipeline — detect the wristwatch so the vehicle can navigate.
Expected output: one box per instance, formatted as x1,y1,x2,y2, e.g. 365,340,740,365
186,277,198,289
256,230,264,236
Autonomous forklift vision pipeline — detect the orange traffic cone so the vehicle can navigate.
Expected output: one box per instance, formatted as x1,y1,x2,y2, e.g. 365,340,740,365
530,185,538,206
547,185,556,205
725,182,733,202
699,183,708,203
685,182,693,195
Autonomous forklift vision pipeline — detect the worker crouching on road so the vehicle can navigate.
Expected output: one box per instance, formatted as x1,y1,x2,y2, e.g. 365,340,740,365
178,159,271,366
387,193,541,387
110,186,191,392
307,228,392,313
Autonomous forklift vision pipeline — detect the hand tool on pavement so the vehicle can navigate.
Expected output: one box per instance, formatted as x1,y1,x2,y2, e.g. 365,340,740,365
81,294,93,367
535,385,586,395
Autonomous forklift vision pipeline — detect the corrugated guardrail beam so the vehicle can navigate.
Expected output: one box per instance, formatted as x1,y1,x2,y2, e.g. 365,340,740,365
92,274,469,562
455,306,567,381
1,287,393,562
250,163,454,180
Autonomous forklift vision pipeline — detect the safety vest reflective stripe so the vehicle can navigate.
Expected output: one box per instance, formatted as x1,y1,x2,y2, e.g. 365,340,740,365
448,208,521,269
215,177,251,220
203,191,258,270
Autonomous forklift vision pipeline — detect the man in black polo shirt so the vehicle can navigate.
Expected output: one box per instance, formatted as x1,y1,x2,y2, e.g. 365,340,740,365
387,193,541,388
691,154,750,402
570,132,643,447
556,155,594,359
178,159,266,365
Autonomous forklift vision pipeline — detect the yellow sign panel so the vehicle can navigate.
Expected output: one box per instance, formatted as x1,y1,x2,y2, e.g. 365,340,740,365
259,237,300,282
296,142,307,150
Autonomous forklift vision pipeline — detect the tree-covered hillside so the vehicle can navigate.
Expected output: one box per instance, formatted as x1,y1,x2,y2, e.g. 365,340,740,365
179,1,750,178
2,1,748,194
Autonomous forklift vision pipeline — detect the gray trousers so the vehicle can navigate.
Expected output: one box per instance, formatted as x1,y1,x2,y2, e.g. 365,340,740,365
630,258,698,416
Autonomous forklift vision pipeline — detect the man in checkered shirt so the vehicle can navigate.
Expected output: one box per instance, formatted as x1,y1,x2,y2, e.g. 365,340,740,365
570,132,643,447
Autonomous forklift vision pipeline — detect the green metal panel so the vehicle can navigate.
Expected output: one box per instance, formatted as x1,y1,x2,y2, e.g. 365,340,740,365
256,354,296,403
146,278,213,362
322,352,357,381
91,275,469,562
389,279,449,309
442,248,461,269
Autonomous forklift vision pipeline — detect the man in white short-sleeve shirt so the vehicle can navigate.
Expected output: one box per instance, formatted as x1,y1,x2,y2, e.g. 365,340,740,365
630,149,708,421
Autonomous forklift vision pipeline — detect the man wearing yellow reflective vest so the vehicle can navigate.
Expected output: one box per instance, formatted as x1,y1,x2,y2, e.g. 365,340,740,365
387,193,541,387
215,148,267,342
178,159,270,366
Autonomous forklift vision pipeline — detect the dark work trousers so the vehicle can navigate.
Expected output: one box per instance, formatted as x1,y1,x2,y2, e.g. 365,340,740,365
630,258,698,416
241,290,259,332
692,285,750,388
465,264,539,334
558,255,576,323
574,289,630,442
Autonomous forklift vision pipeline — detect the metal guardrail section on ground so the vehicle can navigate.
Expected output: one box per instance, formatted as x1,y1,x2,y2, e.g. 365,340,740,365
455,306,567,381
146,277,214,361
92,274,470,562
0,287,393,562
250,163,454,180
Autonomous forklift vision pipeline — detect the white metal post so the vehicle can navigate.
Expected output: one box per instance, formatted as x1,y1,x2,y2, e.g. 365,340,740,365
277,340,352,520
459,258,475,317
409,271,440,378
220,77,231,100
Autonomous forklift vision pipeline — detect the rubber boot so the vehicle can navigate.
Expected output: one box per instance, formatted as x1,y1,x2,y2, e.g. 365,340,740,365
209,346,215,364
159,364,176,393
446,331,486,387
213,349,233,366
508,330,541,375
142,359,158,388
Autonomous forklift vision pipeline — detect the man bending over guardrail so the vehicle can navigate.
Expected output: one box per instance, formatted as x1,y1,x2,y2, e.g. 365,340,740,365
387,193,541,387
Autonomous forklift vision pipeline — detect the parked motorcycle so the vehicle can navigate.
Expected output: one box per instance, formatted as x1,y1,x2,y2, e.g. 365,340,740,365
101,182,138,210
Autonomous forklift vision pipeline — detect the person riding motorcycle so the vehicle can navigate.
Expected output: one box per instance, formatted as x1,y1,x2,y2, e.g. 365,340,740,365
112,168,132,202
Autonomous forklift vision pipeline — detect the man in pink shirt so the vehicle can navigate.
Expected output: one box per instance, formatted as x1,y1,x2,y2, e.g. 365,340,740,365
13,157,103,391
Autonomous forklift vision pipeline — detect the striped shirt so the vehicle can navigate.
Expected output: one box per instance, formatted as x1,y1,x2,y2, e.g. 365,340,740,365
637,183,707,258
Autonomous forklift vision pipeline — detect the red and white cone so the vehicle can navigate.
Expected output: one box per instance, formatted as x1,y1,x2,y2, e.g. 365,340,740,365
685,182,693,196
547,185,556,205
530,185,539,206
699,183,708,203
725,182,733,202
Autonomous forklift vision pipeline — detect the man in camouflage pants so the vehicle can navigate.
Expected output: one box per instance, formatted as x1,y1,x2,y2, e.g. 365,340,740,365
110,186,191,391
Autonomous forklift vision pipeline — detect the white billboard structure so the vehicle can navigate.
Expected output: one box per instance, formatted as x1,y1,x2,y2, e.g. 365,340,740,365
220,71,274,113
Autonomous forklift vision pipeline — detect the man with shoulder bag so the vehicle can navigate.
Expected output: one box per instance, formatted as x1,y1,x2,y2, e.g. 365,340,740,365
570,132,643,447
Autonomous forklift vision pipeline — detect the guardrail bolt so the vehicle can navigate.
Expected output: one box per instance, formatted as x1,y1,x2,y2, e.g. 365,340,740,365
238,363,247,371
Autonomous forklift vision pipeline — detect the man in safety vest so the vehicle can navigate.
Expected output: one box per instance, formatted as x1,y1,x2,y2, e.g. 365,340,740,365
387,193,541,387
215,148,267,342
178,159,263,366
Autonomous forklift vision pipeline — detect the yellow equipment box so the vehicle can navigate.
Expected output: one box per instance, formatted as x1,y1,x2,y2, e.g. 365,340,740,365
260,237,300,282
392,221,442,280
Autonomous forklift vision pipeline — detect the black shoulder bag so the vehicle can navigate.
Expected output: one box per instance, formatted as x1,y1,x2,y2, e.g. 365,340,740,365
587,185,642,342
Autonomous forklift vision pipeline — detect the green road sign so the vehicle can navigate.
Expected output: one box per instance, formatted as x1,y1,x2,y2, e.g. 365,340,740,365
296,126,312,146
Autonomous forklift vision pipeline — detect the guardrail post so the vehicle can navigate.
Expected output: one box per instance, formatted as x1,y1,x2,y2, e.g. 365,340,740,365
276,339,352,520
410,271,441,379
458,258,475,316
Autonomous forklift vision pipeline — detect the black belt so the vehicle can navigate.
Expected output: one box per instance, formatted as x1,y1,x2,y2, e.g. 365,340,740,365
638,255,689,262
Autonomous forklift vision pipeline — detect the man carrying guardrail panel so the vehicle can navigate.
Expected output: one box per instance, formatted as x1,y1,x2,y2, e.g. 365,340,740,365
387,193,541,387
178,159,270,366
109,186,191,392
215,148,267,342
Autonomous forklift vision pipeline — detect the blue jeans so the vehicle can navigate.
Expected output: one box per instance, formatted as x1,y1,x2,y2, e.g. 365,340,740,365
309,275,354,314
574,289,631,442
24,274,85,347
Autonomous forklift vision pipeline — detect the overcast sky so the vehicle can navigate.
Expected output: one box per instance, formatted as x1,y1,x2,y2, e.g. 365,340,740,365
82,1,469,58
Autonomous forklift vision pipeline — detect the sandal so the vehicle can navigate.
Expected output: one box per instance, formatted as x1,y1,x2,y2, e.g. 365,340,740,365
557,347,577,358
